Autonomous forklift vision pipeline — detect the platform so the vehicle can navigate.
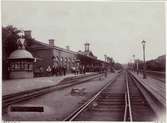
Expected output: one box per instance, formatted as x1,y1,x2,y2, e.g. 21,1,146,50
3,72,119,121
130,72,166,107
2,72,95,96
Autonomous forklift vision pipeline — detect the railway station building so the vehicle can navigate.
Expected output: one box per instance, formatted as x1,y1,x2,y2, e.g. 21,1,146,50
25,31,106,77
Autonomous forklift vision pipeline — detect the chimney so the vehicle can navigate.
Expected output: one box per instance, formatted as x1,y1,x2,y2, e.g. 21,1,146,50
24,30,32,39
84,43,90,52
66,46,70,50
49,39,54,47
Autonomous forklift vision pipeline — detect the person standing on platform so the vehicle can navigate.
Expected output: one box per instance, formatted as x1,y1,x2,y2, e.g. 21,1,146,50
52,65,55,76
63,66,66,76
55,66,58,76
76,65,79,75
46,65,52,76
104,68,107,78
58,66,61,76
83,65,86,74
39,66,44,77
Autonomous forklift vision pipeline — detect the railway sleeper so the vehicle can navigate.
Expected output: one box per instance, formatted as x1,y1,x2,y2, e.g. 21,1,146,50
98,97,125,100
98,101,124,105
100,93,124,96
132,106,154,111
131,99,145,102
132,112,155,121
91,107,125,112
75,112,124,121
132,110,155,115
98,95,125,99
95,105,125,108
131,98,147,102
131,96,145,99
131,102,148,106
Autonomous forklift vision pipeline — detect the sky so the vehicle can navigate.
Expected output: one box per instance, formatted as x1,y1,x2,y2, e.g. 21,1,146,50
2,1,166,64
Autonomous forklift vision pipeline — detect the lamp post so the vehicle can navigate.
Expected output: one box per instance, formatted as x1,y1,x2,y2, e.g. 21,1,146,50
136,59,139,75
104,54,107,67
141,40,146,79
104,55,107,62
132,54,135,72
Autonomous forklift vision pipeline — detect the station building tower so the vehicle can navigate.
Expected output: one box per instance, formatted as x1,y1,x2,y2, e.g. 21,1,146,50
84,43,90,52
8,31,34,79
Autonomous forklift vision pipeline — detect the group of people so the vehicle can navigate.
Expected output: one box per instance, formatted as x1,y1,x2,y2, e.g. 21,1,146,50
51,66,67,76
71,65,86,75
35,65,67,77
35,64,110,77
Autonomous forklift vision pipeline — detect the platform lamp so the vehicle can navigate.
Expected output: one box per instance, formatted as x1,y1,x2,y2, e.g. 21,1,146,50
141,40,146,79
104,54,107,68
132,54,135,72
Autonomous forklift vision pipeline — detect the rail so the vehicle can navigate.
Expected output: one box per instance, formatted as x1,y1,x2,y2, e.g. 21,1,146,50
123,93,128,121
125,71,133,121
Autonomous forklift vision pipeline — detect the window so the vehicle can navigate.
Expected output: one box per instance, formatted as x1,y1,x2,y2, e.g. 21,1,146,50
15,63,19,70
11,63,14,71
20,61,24,70
9,60,33,71
29,64,32,71
25,63,28,70
27,64,29,71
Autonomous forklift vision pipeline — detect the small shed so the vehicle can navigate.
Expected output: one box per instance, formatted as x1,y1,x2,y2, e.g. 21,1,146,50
8,31,34,79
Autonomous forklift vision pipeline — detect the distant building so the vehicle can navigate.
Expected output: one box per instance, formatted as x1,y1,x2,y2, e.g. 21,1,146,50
146,55,166,72
156,55,166,65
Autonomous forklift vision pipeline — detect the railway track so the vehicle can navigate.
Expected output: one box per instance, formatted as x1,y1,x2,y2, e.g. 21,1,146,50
64,70,157,121
128,72,165,118
127,72,157,121
2,73,104,114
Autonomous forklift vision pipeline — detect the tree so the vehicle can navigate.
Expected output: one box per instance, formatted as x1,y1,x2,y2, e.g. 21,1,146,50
2,25,21,57
107,57,114,65
113,63,123,70
2,25,21,79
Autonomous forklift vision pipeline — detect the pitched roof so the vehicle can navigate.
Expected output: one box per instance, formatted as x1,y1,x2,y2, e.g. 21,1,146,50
29,40,77,54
